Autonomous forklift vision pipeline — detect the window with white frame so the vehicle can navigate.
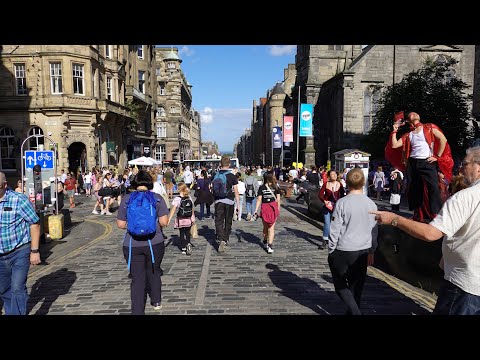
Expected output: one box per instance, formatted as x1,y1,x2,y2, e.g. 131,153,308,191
328,45,344,51
363,87,380,134
137,45,144,59
169,106,176,113
107,76,112,101
159,106,166,117
105,45,111,59
138,71,145,93
156,67,160,75
50,62,63,94
28,126,44,151
155,145,166,162
156,122,167,138
14,64,27,95
73,63,84,95
168,62,175,69
0,127,16,170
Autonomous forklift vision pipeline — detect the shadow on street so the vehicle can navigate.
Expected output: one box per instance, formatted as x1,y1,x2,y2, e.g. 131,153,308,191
27,267,77,315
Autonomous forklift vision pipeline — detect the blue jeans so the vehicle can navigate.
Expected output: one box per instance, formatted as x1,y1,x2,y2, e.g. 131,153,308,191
433,279,480,315
322,209,331,240
245,197,256,215
199,203,211,220
0,244,31,315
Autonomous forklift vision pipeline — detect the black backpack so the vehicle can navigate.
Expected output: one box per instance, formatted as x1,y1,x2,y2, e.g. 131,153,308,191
177,196,193,218
245,178,256,198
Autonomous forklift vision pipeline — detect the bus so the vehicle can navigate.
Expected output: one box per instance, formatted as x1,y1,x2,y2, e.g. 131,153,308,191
182,157,240,170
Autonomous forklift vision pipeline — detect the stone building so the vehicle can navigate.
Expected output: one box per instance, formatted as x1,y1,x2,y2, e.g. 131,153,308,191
294,45,476,166
201,141,220,157
190,109,201,159
0,44,157,178
155,47,195,164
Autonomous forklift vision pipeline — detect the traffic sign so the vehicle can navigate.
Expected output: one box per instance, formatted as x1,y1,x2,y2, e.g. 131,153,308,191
25,150,54,169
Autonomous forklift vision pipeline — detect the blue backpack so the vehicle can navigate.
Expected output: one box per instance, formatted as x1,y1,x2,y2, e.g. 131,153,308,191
212,171,230,199
125,191,158,273
126,191,158,238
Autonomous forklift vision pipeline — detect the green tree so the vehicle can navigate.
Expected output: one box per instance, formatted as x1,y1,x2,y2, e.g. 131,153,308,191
363,57,474,160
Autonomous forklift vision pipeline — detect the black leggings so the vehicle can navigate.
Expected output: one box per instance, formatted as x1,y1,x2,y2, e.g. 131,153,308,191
179,227,191,249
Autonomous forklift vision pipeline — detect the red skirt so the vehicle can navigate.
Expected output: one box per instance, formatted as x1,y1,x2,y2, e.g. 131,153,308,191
261,201,279,225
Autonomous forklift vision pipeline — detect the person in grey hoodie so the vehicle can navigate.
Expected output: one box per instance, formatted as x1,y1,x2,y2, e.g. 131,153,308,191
327,168,378,315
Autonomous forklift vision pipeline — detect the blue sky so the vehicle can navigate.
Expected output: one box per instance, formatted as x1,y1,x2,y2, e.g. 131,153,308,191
157,45,296,153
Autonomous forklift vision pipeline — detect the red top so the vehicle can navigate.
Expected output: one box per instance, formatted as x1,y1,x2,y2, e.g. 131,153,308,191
64,178,76,191
318,181,345,203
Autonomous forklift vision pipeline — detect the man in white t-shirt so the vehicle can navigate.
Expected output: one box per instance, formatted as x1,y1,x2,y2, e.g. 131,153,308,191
288,166,298,179
371,146,480,315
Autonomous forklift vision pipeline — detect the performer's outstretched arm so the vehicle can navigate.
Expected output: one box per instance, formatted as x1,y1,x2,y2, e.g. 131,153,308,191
391,123,403,148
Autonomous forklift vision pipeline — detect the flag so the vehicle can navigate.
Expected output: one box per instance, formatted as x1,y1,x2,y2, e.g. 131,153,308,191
283,116,294,142
300,104,313,137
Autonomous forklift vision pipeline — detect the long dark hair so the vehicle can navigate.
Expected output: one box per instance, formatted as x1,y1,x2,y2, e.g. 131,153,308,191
263,173,277,187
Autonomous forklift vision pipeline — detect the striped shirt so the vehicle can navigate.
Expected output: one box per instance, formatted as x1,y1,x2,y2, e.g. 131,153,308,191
0,189,39,254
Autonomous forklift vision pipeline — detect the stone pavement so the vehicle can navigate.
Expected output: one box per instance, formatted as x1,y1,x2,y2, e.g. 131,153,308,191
24,193,436,315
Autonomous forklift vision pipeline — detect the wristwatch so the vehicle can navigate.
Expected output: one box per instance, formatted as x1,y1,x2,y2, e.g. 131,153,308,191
30,248,40,254
391,217,399,227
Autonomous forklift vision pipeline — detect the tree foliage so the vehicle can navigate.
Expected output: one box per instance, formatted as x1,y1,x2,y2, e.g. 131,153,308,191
362,57,474,160
124,100,142,131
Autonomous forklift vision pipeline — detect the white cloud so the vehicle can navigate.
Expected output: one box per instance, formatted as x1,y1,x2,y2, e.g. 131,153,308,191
179,45,195,57
200,107,214,124
268,45,296,56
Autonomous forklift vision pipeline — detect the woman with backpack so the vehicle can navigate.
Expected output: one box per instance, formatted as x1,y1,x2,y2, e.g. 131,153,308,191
167,182,196,255
194,170,214,221
253,173,281,254
116,170,169,314
244,169,259,221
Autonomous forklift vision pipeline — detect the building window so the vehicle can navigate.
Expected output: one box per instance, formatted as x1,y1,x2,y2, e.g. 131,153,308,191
28,126,44,151
155,145,166,162
92,66,98,98
14,64,27,95
169,106,176,113
0,127,15,170
156,122,167,138
168,62,175,69
159,107,166,117
159,84,166,95
363,87,380,134
105,45,111,59
138,71,145,94
137,45,144,59
435,54,456,83
73,63,84,95
156,67,160,76
328,45,344,51
50,62,63,94
106,77,112,101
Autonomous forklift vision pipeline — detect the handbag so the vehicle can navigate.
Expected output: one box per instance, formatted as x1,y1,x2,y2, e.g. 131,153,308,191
390,193,401,205
190,222,198,239
98,187,114,197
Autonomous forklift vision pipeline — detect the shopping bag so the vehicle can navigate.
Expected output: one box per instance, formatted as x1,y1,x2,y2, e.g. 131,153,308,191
190,222,198,239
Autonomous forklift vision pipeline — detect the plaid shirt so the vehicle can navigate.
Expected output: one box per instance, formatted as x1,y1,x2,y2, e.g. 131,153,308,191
0,189,40,254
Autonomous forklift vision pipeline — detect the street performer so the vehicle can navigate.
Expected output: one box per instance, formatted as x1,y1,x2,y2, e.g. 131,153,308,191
385,111,453,222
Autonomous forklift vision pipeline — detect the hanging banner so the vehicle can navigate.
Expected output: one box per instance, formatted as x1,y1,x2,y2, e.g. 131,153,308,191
283,116,294,142
272,126,282,149
299,103,313,137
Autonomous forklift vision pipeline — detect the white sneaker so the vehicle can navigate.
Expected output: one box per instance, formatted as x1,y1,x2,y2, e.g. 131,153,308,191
92,210,100,214
267,245,274,254
105,212,113,215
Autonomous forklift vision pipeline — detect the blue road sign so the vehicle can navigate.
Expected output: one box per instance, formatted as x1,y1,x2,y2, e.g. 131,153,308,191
25,150,54,169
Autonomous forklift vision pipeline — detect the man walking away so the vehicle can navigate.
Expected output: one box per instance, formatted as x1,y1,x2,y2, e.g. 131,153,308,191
212,156,240,253
0,172,41,315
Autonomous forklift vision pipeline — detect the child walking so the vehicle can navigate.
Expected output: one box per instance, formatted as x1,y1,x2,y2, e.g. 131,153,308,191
327,168,378,315
168,182,196,255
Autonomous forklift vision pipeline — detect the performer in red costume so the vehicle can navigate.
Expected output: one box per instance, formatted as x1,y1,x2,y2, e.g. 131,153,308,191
385,111,453,222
